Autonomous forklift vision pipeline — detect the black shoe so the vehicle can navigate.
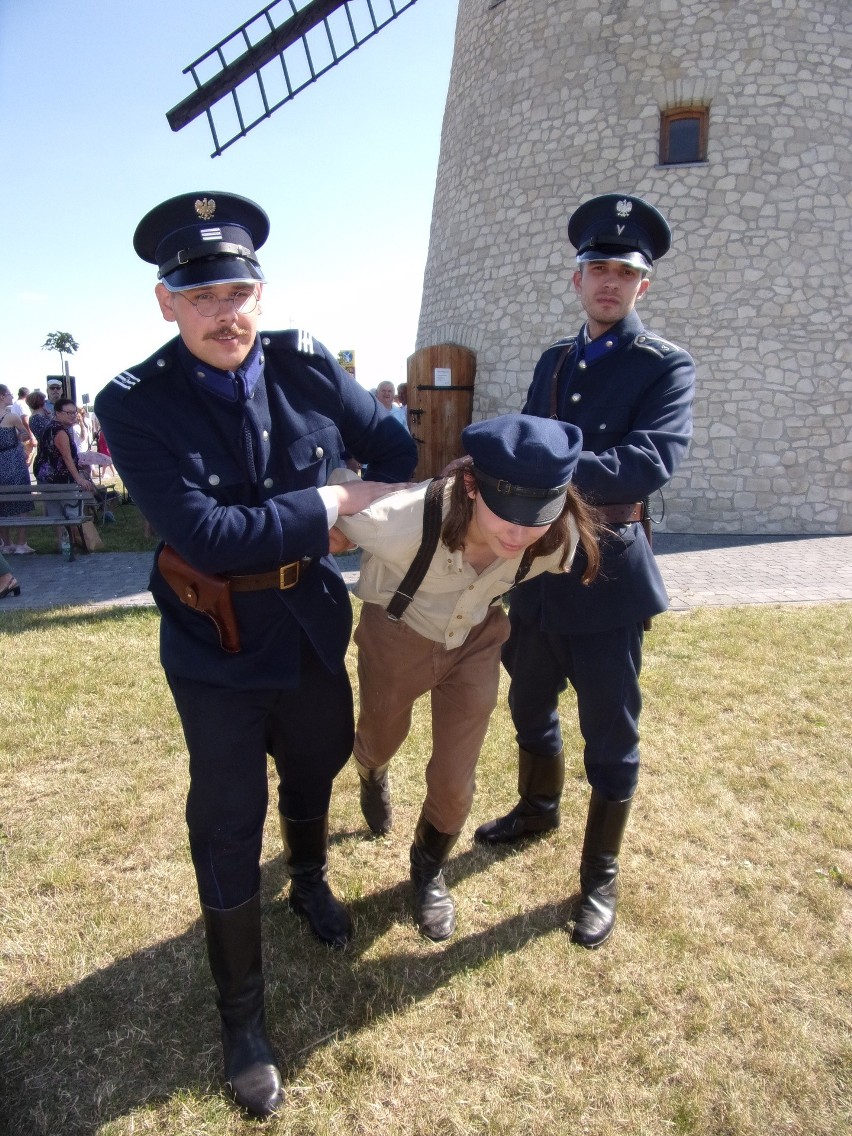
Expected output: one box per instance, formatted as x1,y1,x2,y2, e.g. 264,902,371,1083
221,1012,286,1117
357,761,392,835
279,814,352,948
201,896,286,1118
410,813,460,942
569,791,633,950
474,748,565,844
474,802,560,843
570,866,619,949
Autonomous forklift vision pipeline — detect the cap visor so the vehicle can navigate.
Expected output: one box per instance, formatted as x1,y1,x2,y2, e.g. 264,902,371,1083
479,484,566,527
577,249,652,272
161,257,265,292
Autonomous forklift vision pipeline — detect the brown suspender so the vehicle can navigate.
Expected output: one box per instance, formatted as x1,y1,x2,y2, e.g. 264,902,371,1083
385,478,446,621
385,477,536,622
548,341,577,418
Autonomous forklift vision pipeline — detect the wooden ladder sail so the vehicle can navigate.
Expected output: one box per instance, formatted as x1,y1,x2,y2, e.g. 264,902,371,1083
167,0,421,156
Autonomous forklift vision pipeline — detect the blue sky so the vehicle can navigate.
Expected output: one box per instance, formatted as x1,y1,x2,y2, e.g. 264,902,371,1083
0,0,457,401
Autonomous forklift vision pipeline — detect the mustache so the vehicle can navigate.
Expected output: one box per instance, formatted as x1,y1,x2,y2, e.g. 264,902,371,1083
204,325,251,340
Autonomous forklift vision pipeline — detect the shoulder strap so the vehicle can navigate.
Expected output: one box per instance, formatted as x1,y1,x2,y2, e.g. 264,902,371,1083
548,340,577,418
385,479,445,622
512,550,534,589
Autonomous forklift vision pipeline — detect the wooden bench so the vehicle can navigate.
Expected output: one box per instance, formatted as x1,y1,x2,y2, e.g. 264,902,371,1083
0,483,98,561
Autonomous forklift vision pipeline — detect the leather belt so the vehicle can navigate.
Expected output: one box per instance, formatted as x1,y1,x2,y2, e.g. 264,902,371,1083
596,502,644,524
228,558,311,592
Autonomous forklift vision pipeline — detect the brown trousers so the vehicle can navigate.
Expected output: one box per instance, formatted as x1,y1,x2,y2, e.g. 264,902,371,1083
353,601,511,834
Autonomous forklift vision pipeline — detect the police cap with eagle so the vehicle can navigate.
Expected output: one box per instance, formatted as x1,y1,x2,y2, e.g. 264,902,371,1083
133,192,270,291
568,193,671,273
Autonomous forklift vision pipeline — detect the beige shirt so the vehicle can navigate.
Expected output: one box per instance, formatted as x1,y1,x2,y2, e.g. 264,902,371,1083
335,479,578,649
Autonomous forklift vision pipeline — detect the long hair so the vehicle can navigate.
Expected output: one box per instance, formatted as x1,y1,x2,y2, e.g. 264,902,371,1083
439,458,601,584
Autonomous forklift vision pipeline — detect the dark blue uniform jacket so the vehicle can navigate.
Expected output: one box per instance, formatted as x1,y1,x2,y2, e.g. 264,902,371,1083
511,310,695,634
94,331,417,688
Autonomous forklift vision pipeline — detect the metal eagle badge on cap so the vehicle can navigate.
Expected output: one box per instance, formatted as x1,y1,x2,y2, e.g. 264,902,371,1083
616,199,633,218
194,197,216,220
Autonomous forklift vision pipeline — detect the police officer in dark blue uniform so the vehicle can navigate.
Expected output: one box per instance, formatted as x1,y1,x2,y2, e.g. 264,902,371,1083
475,193,695,950
95,192,416,1118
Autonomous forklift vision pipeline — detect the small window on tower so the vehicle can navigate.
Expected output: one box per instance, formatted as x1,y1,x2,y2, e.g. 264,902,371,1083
660,108,709,165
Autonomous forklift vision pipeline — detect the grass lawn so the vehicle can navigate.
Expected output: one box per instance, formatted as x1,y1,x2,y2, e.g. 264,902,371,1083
1,601,849,1135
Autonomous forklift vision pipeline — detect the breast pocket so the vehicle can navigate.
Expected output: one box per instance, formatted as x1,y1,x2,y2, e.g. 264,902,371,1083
286,425,343,486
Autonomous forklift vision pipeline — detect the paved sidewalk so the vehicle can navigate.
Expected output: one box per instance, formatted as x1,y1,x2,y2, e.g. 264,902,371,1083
2,533,851,614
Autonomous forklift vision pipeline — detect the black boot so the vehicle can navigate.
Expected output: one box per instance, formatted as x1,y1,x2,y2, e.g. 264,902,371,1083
201,894,285,1118
570,790,633,949
356,761,393,835
474,747,565,843
279,814,352,948
409,813,460,941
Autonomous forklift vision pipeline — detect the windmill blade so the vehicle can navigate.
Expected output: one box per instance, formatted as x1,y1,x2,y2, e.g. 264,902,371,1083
167,0,421,157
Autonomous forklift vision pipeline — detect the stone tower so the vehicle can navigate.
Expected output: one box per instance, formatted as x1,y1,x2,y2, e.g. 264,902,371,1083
416,0,852,534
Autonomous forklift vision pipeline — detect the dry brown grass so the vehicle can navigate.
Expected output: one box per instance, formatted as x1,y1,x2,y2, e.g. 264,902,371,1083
1,602,849,1135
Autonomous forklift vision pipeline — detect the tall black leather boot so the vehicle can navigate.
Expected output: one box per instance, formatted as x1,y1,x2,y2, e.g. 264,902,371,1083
570,790,633,949
201,894,285,1118
409,812,460,941
356,760,392,835
474,747,565,844
279,813,352,949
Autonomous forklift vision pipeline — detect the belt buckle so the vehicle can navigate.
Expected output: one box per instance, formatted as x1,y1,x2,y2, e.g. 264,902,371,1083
278,562,300,590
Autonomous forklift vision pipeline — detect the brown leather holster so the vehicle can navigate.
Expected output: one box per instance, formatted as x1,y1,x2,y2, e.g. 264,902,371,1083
157,544,241,654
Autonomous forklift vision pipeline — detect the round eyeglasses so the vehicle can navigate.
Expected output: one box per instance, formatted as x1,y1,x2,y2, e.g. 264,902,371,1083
178,289,259,318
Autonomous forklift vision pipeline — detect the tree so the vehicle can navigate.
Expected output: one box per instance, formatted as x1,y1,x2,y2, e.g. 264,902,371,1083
42,330,79,376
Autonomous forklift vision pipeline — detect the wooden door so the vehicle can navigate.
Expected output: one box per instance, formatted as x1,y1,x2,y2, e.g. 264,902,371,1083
406,344,476,480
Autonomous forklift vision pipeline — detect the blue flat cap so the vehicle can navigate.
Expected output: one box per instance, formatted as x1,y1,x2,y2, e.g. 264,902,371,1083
569,193,671,272
134,192,270,291
462,414,583,527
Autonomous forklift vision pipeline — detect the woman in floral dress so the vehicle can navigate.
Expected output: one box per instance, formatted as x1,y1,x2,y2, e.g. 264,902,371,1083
0,384,35,554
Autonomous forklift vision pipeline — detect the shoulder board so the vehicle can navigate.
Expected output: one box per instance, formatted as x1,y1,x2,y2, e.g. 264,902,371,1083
104,341,179,395
262,329,322,357
107,368,145,393
546,336,576,352
634,333,679,358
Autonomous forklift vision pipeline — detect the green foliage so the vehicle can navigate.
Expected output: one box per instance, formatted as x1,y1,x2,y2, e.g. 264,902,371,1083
41,330,80,370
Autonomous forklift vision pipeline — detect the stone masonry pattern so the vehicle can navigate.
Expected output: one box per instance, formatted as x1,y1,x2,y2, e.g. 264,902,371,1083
416,0,852,534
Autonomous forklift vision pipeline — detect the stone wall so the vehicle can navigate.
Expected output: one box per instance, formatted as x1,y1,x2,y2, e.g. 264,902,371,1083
416,0,852,533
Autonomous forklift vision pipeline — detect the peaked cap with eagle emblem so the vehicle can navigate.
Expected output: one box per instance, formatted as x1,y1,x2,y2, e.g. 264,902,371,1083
568,193,672,273
133,191,270,291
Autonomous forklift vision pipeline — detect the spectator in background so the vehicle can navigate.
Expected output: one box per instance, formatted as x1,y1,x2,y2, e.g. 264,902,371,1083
0,549,22,599
26,391,51,443
77,408,115,483
0,384,35,554
12,387,34,461
12,387,30,417
391,383,409,432
33,397,94,550
375,381,395,412
46,379,64,415
72,406,91,454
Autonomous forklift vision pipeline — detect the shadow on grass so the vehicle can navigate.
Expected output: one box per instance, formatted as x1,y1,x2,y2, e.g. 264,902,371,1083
0,843,571,1134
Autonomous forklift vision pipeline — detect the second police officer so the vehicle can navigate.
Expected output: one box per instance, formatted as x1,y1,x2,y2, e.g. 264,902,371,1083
475,193,696,950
